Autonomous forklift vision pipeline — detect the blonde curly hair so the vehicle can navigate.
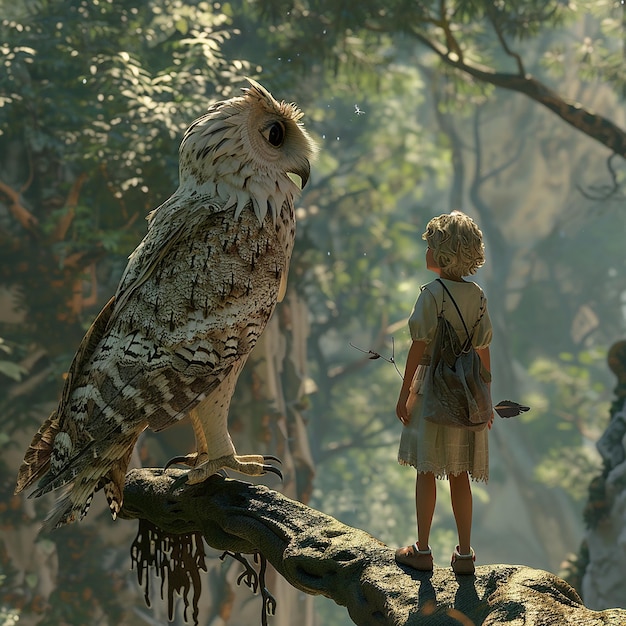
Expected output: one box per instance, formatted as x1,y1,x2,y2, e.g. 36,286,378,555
422,211,485,278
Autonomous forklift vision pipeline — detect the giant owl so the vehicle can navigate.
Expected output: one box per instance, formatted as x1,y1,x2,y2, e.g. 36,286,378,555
15,79,317,532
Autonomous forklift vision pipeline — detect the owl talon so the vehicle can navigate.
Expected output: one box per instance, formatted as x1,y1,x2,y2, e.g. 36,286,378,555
170,471,193,492
176,454,283,485
262,464,283,481
164,453,198,470
263,455,282,465
164,451,210,471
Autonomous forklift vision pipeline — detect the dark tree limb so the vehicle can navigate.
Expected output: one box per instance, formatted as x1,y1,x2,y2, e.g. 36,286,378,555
120,468,626,626
410,30,626,159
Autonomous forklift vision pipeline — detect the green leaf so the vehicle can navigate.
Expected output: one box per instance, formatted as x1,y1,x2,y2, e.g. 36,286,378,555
0,361,26,381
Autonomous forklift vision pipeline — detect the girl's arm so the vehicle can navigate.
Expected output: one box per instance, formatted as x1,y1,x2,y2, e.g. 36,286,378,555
476,346,490,373
396,339,426,425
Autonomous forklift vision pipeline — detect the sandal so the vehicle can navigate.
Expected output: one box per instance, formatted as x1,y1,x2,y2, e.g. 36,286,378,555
451,546,475,575
395,543,433,572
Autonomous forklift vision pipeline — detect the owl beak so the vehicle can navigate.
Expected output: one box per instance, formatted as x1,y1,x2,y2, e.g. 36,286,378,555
288,160,310,190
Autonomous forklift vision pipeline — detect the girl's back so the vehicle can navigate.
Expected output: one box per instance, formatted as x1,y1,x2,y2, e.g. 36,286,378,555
409,278,492,351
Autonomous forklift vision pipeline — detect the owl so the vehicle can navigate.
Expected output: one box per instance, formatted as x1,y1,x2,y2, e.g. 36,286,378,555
15,79,317,532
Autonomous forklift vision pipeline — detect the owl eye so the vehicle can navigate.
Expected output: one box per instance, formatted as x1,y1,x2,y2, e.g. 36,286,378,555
262,121,285,147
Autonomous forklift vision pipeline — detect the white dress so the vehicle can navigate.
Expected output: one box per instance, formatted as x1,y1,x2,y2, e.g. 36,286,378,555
398,278,493,482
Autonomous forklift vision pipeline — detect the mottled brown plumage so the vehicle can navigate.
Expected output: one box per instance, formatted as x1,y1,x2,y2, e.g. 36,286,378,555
15,79,316,532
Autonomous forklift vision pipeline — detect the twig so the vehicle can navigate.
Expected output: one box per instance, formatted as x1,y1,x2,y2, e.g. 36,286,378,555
349,338,403,379
487,8,526,76
576,153,624,201
439,0,464,62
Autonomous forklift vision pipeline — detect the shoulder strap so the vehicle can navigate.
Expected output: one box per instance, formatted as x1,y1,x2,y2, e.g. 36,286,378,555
436,278,472,344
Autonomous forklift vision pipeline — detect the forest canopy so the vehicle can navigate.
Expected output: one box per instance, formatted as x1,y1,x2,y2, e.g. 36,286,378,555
1,1,625,625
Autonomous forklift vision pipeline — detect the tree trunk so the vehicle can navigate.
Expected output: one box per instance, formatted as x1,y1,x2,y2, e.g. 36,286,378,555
581,341,626,610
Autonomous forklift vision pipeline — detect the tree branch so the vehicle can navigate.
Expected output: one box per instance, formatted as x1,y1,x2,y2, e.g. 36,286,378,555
52,172,87,242
0,178,39,233
120,468,626,626
411,30,626,158
486,9,526,76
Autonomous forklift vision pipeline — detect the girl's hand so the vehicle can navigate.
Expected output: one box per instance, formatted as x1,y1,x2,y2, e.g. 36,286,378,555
396,340,425,427
396,390,411,426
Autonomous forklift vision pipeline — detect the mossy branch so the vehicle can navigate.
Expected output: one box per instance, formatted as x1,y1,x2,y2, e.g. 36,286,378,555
119,468,626,626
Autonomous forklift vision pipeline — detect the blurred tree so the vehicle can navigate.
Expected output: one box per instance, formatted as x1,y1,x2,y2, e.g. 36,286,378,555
525,349,608,502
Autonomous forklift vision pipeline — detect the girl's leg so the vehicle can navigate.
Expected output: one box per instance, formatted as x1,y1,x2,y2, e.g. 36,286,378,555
449,471,472,554
416,472,436,550
395,471,436,570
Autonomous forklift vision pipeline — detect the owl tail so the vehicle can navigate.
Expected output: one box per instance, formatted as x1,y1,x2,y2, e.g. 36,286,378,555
102,459,131,521
15,411,60,495
40,479,98,534
39,447,135,534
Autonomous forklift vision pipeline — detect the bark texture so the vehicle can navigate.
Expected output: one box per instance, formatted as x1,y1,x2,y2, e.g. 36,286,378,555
581,340,626,610
120,468,626,626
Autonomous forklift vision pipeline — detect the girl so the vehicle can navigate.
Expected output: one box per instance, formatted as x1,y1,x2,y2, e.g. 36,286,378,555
395,211,493,575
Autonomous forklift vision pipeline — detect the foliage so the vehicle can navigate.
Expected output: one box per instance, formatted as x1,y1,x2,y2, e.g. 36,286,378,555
512,207,626,363
0,541,21,626
525,349,608,502
0,0,252,428
37,527,129,626
252,0,573,75
0,0,249,357
572,1,626,94
252,0,626,161
0,338,26,383
0,1,252,624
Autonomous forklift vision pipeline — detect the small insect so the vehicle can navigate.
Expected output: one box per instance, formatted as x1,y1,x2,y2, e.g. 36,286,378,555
354,104,365,116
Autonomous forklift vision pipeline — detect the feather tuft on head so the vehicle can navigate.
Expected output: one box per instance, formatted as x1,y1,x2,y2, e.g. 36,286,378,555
177,78,317,226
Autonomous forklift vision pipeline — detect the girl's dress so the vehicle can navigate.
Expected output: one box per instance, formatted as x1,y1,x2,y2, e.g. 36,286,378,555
398,278,493,482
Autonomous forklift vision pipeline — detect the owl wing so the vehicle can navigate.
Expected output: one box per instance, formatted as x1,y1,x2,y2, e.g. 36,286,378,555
21,195,287,499
15,209,197,497
15,295,116,493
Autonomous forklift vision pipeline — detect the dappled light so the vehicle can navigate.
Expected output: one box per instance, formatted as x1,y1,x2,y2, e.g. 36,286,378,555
1,1,626,625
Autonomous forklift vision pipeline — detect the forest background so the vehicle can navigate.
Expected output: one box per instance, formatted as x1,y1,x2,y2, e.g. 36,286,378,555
1,1,625,625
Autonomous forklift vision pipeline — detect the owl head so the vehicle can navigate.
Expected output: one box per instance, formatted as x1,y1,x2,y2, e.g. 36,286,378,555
179,78,317,224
